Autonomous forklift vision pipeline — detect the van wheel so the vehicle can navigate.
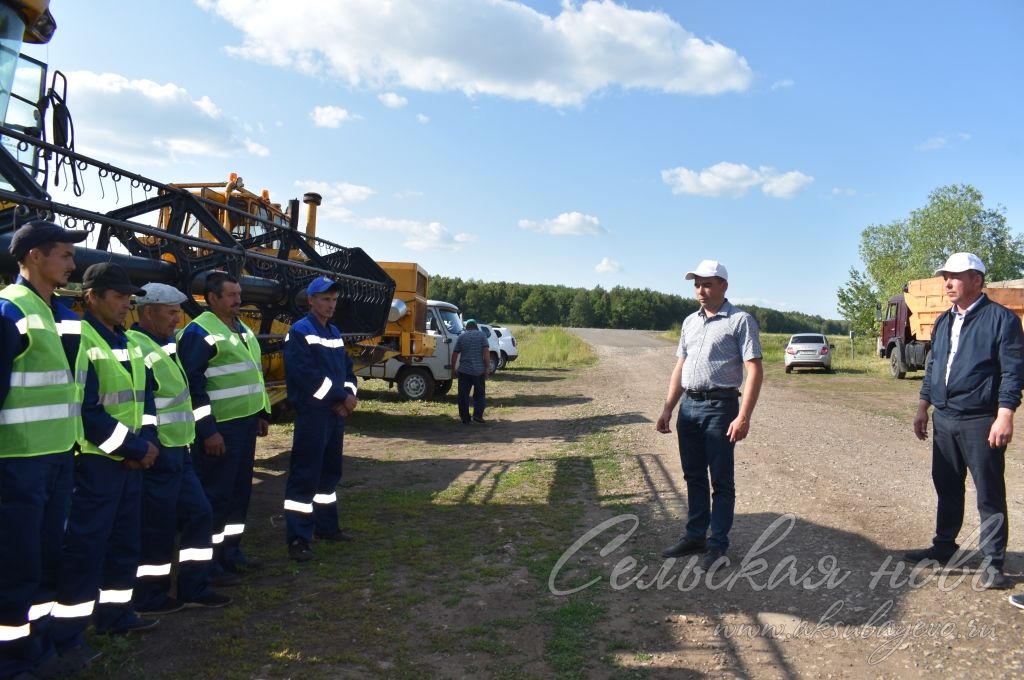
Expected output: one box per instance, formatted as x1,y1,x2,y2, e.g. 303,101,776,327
434,379,453,396
496,352,508,370
397,368,435,400
489,352,499,374
890,344,907,379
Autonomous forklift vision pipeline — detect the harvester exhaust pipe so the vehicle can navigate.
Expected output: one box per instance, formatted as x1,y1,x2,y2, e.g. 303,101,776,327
303,192,322,240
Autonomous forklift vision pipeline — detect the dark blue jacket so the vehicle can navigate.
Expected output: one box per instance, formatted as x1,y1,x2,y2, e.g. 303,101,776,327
920,294,1024,417
284,313,357,410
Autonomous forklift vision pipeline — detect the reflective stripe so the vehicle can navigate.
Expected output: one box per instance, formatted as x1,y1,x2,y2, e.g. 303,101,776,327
76,370,88,383
203,334,221,346
0,622,30,641
162,342,177,356
0,403,81,425
205,360,257,378
207,383,263,402
211,532,225,545
99,422,130,454
98,589,133,604
179,547,213,562
9,369,73,387
141,414,158,427
304,334,345,348
154,388,190,410
111,348,130,361
313,377,332,400
57,319,82,336
158,410,194,425
98,389,144,406
28,601,54,621
284,499,314,513
223,523,245,536
344,381,358,395
14,314,46,334
51,601,94,619
193,404,212,420
136,563,172,577
313,492,338,504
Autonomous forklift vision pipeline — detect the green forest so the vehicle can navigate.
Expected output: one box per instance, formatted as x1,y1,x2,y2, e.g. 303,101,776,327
428,277,847,334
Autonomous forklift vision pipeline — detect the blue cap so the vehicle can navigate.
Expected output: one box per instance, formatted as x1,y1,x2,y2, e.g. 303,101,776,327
9,220,87,260
307,276,341,296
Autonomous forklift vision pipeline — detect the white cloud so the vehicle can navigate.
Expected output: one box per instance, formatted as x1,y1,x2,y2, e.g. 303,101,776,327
378,92,408,108
198,0,752,107
311,105,359,128
595,257,621,274
661,162,814,199
293,180,469,251
59,70,269,166
916,136,948,152
416,113,430,124
831,187,857,197
518,211,606,235
770,79,794,91
958,132,972,141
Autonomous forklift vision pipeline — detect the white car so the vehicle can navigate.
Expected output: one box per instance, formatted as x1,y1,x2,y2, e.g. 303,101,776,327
784,333,834,373
490,325,519,369
476,323,502,374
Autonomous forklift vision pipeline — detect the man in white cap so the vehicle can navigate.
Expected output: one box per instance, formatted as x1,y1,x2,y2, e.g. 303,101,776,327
655,259,763,573
907,252,1024,592
127,283,231,614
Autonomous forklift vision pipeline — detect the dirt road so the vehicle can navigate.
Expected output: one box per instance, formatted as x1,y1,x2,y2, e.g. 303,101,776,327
567,327,1024,679
119,327,1024,679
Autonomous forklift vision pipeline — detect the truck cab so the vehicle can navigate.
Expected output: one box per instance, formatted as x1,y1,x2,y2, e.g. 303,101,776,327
356,299,462,399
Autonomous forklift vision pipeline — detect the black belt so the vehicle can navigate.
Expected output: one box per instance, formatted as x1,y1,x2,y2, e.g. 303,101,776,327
685,388,740,401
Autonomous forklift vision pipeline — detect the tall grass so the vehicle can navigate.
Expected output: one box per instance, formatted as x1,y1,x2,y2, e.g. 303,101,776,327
761,332,890,375
509,326,597,369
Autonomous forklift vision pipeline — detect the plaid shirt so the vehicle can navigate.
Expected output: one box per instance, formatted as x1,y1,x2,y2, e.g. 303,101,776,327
677,300,762,390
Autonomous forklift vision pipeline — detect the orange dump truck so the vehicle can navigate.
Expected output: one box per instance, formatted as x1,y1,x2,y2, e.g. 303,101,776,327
879,277,1024,378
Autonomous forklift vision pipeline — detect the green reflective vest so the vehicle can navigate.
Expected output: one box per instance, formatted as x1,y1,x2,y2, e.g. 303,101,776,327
127,329,195,448
188,311,268,422
79,321,147,460
0,285,83,457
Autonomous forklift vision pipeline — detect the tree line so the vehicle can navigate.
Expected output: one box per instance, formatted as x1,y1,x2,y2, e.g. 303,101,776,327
428,277,846,334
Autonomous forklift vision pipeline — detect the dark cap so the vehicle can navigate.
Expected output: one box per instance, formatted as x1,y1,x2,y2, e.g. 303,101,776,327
82,263,146,295
307,276,341,296
9,220,88,260
464,318,478,328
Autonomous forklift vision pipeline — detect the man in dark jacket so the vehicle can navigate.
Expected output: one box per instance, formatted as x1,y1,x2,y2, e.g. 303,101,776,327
907,252,1024,590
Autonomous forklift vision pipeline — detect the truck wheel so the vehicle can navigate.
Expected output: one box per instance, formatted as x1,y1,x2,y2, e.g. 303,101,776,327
497,352,508,370
434,379,453,396
397,368,435,400
489,352,499,374
785,365,792,374
890,344,907,379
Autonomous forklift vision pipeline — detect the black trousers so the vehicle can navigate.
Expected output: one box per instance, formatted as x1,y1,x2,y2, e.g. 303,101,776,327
930,409,1008,566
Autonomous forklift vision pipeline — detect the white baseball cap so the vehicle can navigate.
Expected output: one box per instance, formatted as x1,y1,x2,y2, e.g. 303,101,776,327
934,252,986,276
684,259,728,281
136,282,189,306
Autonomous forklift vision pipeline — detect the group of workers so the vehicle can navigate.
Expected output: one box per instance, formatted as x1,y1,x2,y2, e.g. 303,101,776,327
0,220,359,680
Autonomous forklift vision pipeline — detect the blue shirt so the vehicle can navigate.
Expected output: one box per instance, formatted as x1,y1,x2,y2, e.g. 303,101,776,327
284,313,357,409
453,329,488,376
81,312,158,461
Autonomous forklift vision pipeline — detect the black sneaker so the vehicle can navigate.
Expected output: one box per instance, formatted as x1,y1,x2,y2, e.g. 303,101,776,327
698,548,729,573
184,592,232,609
108,616,160,635
903,545,957,564
210,571,243,588
288,539,314,562
473,416,486,423
136,596,184,616
661,537,707,558
1009,593,1024,610
35,643,102,678
314,529,357,542
979,566,1011,590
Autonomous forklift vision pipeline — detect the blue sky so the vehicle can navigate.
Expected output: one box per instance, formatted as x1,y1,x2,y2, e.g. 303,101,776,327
22,0,1024,317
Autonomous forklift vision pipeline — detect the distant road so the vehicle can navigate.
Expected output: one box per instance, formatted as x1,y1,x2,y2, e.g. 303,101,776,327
568,327,669,349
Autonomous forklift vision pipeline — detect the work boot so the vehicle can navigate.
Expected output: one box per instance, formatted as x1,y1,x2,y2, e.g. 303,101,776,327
903,545,957,564
288,539,314,562
661,537,706,558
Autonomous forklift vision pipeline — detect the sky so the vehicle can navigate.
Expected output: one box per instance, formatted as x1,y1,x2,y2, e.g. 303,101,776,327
17,0,1024,318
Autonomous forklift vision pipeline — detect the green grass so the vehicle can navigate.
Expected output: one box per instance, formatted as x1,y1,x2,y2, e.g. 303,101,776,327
509,326,597,369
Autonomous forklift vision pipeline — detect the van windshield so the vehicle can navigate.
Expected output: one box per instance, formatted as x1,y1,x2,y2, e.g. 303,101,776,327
437,309,464,335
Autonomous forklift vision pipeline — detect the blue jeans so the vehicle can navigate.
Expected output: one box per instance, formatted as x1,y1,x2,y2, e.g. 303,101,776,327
457,372,486,422
677,397,739,552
